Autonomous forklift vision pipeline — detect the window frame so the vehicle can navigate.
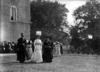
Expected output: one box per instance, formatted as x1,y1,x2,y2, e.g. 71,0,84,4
10,6,17,22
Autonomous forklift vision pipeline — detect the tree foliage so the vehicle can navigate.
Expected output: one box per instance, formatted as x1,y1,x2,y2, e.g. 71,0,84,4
73,0,100,39
31,1,68,29
69,0,100,54
30,1,69,43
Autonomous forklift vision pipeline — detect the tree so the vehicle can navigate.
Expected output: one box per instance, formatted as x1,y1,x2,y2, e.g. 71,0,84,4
73,0,100,39
69,0,100,54
30,1,69,43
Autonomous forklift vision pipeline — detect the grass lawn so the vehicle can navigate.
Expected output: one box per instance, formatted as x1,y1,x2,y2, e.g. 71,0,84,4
0,53,100,72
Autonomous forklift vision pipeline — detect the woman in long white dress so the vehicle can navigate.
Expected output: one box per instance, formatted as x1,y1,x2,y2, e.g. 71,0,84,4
31,31,43,63
26,40,33,60
53,41,61,56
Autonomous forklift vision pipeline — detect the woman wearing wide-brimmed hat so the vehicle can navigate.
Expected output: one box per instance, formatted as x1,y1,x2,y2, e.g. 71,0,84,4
25,40,33,60
43,36,54,63
31,31,43,63
53,41,61,56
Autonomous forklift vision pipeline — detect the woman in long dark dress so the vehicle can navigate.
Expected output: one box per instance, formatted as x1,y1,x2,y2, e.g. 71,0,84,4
60,43,63,55
43,36,54,62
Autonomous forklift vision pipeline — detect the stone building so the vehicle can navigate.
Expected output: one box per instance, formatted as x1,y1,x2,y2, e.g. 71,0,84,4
0,0,30,42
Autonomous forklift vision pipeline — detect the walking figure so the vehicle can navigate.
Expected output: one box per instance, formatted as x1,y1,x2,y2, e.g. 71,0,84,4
31,31,43,63
17,33,26,63
43,36,54,63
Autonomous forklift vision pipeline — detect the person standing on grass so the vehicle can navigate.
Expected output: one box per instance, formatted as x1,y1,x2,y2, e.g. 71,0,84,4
4,41,9,53
11,41,16,53
54,41,61,56
25,40,33,60
17,33,26,63
60,43,63,55
43,36,54,63
31,31,43,63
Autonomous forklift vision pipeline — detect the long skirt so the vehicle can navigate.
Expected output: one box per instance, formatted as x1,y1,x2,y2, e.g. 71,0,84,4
31,49,43,63
26,48,33,60
60,46,63,54
43,48,53,62
17,50,25,62
53,47,56,56
53,47,61,56
57,47,61,56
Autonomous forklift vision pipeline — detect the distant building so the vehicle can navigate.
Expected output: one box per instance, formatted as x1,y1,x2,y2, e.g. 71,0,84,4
0,0,30,42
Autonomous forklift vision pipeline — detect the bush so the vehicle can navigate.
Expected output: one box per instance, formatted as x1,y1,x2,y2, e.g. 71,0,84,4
68,38,99,54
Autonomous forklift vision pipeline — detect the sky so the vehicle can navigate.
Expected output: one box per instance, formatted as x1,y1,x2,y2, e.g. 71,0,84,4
57,0,86,25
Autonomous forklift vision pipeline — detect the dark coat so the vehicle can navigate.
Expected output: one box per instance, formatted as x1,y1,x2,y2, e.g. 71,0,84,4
17,37,26,62
43,40,54,62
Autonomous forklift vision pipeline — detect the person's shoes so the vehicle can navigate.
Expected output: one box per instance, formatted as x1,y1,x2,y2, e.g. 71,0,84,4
20,60,25,63
48,61,52,63
46,60,52,63
26,59,31,62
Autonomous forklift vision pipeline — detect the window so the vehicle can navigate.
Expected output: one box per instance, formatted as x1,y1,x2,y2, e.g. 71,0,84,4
10,6,17,21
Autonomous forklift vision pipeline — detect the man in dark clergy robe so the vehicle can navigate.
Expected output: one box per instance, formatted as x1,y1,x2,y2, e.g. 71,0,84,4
17,33,26,63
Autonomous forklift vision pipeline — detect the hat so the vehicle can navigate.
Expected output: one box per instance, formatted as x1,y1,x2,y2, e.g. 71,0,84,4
29,40,32,44
36,31,42,36
46,36,52,40
26,40,29,43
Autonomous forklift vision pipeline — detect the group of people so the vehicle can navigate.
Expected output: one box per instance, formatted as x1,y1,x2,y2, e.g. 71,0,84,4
16,31,63,63
0,41,17,53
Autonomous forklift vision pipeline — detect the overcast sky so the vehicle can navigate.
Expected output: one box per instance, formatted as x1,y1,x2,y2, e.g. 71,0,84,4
58,0,86,25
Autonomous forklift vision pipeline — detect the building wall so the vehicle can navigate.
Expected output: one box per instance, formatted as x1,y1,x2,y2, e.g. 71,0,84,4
0,0,1,41
0,0,30,42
